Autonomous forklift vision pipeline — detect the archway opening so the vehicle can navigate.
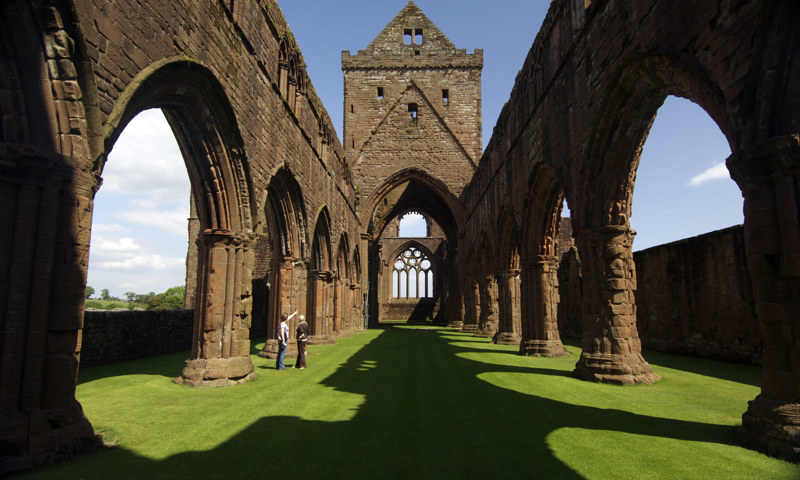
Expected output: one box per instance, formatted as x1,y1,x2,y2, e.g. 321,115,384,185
630,95,754,364
632,96,741,251
82,108,193,368
366,174,461,326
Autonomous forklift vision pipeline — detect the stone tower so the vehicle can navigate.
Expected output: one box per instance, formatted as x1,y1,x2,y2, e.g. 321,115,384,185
343,2,482,326
342,1,483,200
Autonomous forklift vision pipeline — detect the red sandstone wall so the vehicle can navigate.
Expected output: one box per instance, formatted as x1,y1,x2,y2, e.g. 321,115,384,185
634,226,760,364
558,226,761,364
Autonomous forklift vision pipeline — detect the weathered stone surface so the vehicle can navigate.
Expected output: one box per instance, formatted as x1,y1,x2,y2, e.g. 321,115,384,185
2,0,799,473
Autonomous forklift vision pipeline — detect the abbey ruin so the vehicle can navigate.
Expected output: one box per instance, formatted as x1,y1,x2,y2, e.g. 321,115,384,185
1,0,798,473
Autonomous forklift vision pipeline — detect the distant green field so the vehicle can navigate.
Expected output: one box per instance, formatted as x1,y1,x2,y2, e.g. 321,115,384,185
18,327,798,480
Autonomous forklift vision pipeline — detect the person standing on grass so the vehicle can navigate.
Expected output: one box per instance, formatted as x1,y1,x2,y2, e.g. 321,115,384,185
276,311,296,370
295,315,309,369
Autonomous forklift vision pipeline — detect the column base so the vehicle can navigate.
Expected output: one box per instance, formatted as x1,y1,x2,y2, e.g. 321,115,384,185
473,327,496,338
492,331,521,345
257,339,298,359
518,339,570,357
573,352,661,385
174,357,255,388
0,401,103,476
308,335,336,345
739,395,800,463
461,324,478,333
447,321,464,329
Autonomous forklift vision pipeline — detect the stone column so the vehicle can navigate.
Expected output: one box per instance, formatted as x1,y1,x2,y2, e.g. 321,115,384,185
176,230,255,387
493,269,522,345
308,270,335,345
461,281,480,333
572,226,660,384
728,135,800,462
258,258,297,359
0,149,102,473
518,256,570,356
475,275,498,338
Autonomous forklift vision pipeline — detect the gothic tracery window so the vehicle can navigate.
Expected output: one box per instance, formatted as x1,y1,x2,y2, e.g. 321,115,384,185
392,246,434,298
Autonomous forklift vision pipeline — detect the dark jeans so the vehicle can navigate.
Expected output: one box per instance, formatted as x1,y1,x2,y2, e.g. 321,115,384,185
276,342,287,369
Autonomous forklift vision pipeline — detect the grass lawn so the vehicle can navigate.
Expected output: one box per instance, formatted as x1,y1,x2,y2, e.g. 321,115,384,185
17,326,798,479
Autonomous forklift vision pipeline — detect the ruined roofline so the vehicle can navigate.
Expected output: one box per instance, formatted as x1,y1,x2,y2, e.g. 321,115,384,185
341,49,483,71
343,1,481,71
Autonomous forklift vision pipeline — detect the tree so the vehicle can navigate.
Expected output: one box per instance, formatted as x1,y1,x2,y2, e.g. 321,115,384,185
85,286,95,299
100,288,111,301
124,291,137,302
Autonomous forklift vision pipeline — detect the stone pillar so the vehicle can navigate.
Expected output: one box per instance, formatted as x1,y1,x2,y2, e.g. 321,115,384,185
728,135,800,462
474,275,498,338
493,269,522,345
518,256,570,356
572,225,660,384
176,230,255,387
0,149,102,473
258,258,300,359
461,281,480,333
184,192,200,309
308,270,335,345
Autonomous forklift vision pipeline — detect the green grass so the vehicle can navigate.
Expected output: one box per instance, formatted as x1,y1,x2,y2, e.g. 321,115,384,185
17,327,798,479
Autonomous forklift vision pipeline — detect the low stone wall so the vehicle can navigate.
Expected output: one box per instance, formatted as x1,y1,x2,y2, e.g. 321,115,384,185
80,310,194,368
380,298,440,322
558,226,762,364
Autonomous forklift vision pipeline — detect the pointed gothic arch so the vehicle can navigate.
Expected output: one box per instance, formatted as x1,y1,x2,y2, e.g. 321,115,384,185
101,59,257,387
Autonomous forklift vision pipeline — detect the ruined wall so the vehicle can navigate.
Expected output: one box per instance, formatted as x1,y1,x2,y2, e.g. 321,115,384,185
558,226,761,364
635,226,760,364
81,310,193,368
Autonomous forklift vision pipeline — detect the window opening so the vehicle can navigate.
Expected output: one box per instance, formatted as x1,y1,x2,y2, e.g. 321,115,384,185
404,29,412,44
442,89,449,107
392,246,434,299
350,104,354,113
377,87,384,99
414,29,423,44
398,212,427,237
408,103,418,122
414,48,420,56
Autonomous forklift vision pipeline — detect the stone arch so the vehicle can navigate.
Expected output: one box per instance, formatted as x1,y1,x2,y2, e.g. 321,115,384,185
333,234,351,335
492,208,522,345
570,52,736,384
307,207,334,341
365,167,463,241
257,167,308,359
351,246,364,331
581,51,735,231
100,59,257,387
364,167,463,326
517,163,570,357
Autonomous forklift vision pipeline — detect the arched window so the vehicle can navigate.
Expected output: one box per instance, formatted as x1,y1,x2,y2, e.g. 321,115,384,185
392,246,433,298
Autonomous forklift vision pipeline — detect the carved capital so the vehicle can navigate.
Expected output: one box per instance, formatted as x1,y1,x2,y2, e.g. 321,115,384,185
727,134,800,186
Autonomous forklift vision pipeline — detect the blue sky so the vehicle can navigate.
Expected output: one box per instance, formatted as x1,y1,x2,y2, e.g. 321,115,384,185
87,1,743,298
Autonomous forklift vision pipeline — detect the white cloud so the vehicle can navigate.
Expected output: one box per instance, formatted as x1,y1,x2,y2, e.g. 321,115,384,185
100,254,185,271
95,237,140,253
91,223,130,233
103,109,190,204
115,206,189,236
688,162,730,186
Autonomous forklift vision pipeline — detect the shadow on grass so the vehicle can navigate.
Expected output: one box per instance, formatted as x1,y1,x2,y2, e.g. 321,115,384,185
47,326,764,480
560,337,761,387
